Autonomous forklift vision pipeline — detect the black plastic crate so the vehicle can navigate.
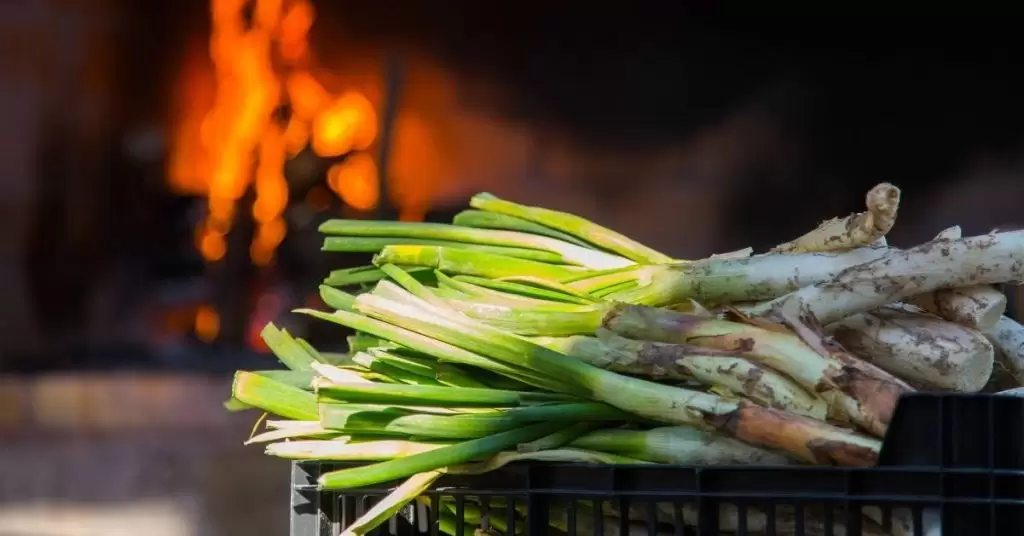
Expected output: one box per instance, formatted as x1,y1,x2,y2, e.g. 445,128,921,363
290,394,1024,535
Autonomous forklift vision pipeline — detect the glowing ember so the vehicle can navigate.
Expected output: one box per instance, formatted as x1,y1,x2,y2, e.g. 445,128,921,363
168,0,380,266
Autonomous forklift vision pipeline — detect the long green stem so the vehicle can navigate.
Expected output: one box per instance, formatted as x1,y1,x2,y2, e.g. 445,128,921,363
452,209,594,247
324,236,568,264
320,219,632,269
364,347,439,378
232,371,319,421
364,348,492,389
318,402,629,439
350,352,444,386
569,426,792,465
374,245,587,281
296,308,580,395
324,265,434,288
470,193,672,264
314,380,574,407
447,274,596,304
261,323,319,371
434,294,610,337
252,369,316,390
320,285,357,311
517,422,606,452
317,421,565,489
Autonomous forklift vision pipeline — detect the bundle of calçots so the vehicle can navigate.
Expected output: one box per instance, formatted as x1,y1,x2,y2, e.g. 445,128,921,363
228,184,1024,536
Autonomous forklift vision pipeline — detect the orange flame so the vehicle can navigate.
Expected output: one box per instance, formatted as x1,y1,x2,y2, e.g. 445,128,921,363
194,305,221,343
169,0,381,265
327,153,379,211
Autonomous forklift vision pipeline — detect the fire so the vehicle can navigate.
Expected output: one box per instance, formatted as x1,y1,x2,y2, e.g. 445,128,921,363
194,305,221,343
327,153,379,211
168,0,380,266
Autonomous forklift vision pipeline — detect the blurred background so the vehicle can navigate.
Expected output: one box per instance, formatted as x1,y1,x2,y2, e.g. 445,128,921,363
2,2,1024,534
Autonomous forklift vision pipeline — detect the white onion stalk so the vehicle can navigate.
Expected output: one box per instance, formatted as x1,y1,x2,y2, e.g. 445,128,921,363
604,305,911,436
710,247,753,259
827,304,995,392
569,425,793,465
985,315,1024,386
534,331,829,419
609,247,891,307
905,227,1007,330
755,230,1024,325
907,285,1007,330
773,183,900,253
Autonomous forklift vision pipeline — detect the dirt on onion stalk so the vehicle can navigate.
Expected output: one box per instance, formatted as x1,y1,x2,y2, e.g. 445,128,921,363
827,304,994,392
773,182,900,254
603,304,912,436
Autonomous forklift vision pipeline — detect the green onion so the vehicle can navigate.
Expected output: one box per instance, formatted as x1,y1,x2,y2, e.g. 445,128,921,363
363,347,492,389
436,272,592,306
320,285,357,311
317,421,565,489
568,426,793,465
517,422,606,453
448,274,595,305
350,352,443,386
266,439,450,460
314,381,574,407
247,422,341,444
431,363,492,389
252,369,316,391
324,265,433,288
320,219,632,269
346,333,386,352
309,362,374,384
324,236,568,264
260,323,318,371
452,209,594,247
373,246,586,281
295,308,579,395
318,402,627,439
433,294,609,337
232,371,318,421
365,348,437,378
470,192,672,264
351,289,882,466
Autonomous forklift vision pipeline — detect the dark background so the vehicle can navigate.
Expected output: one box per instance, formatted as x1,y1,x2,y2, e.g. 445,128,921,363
7,5,1024,372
